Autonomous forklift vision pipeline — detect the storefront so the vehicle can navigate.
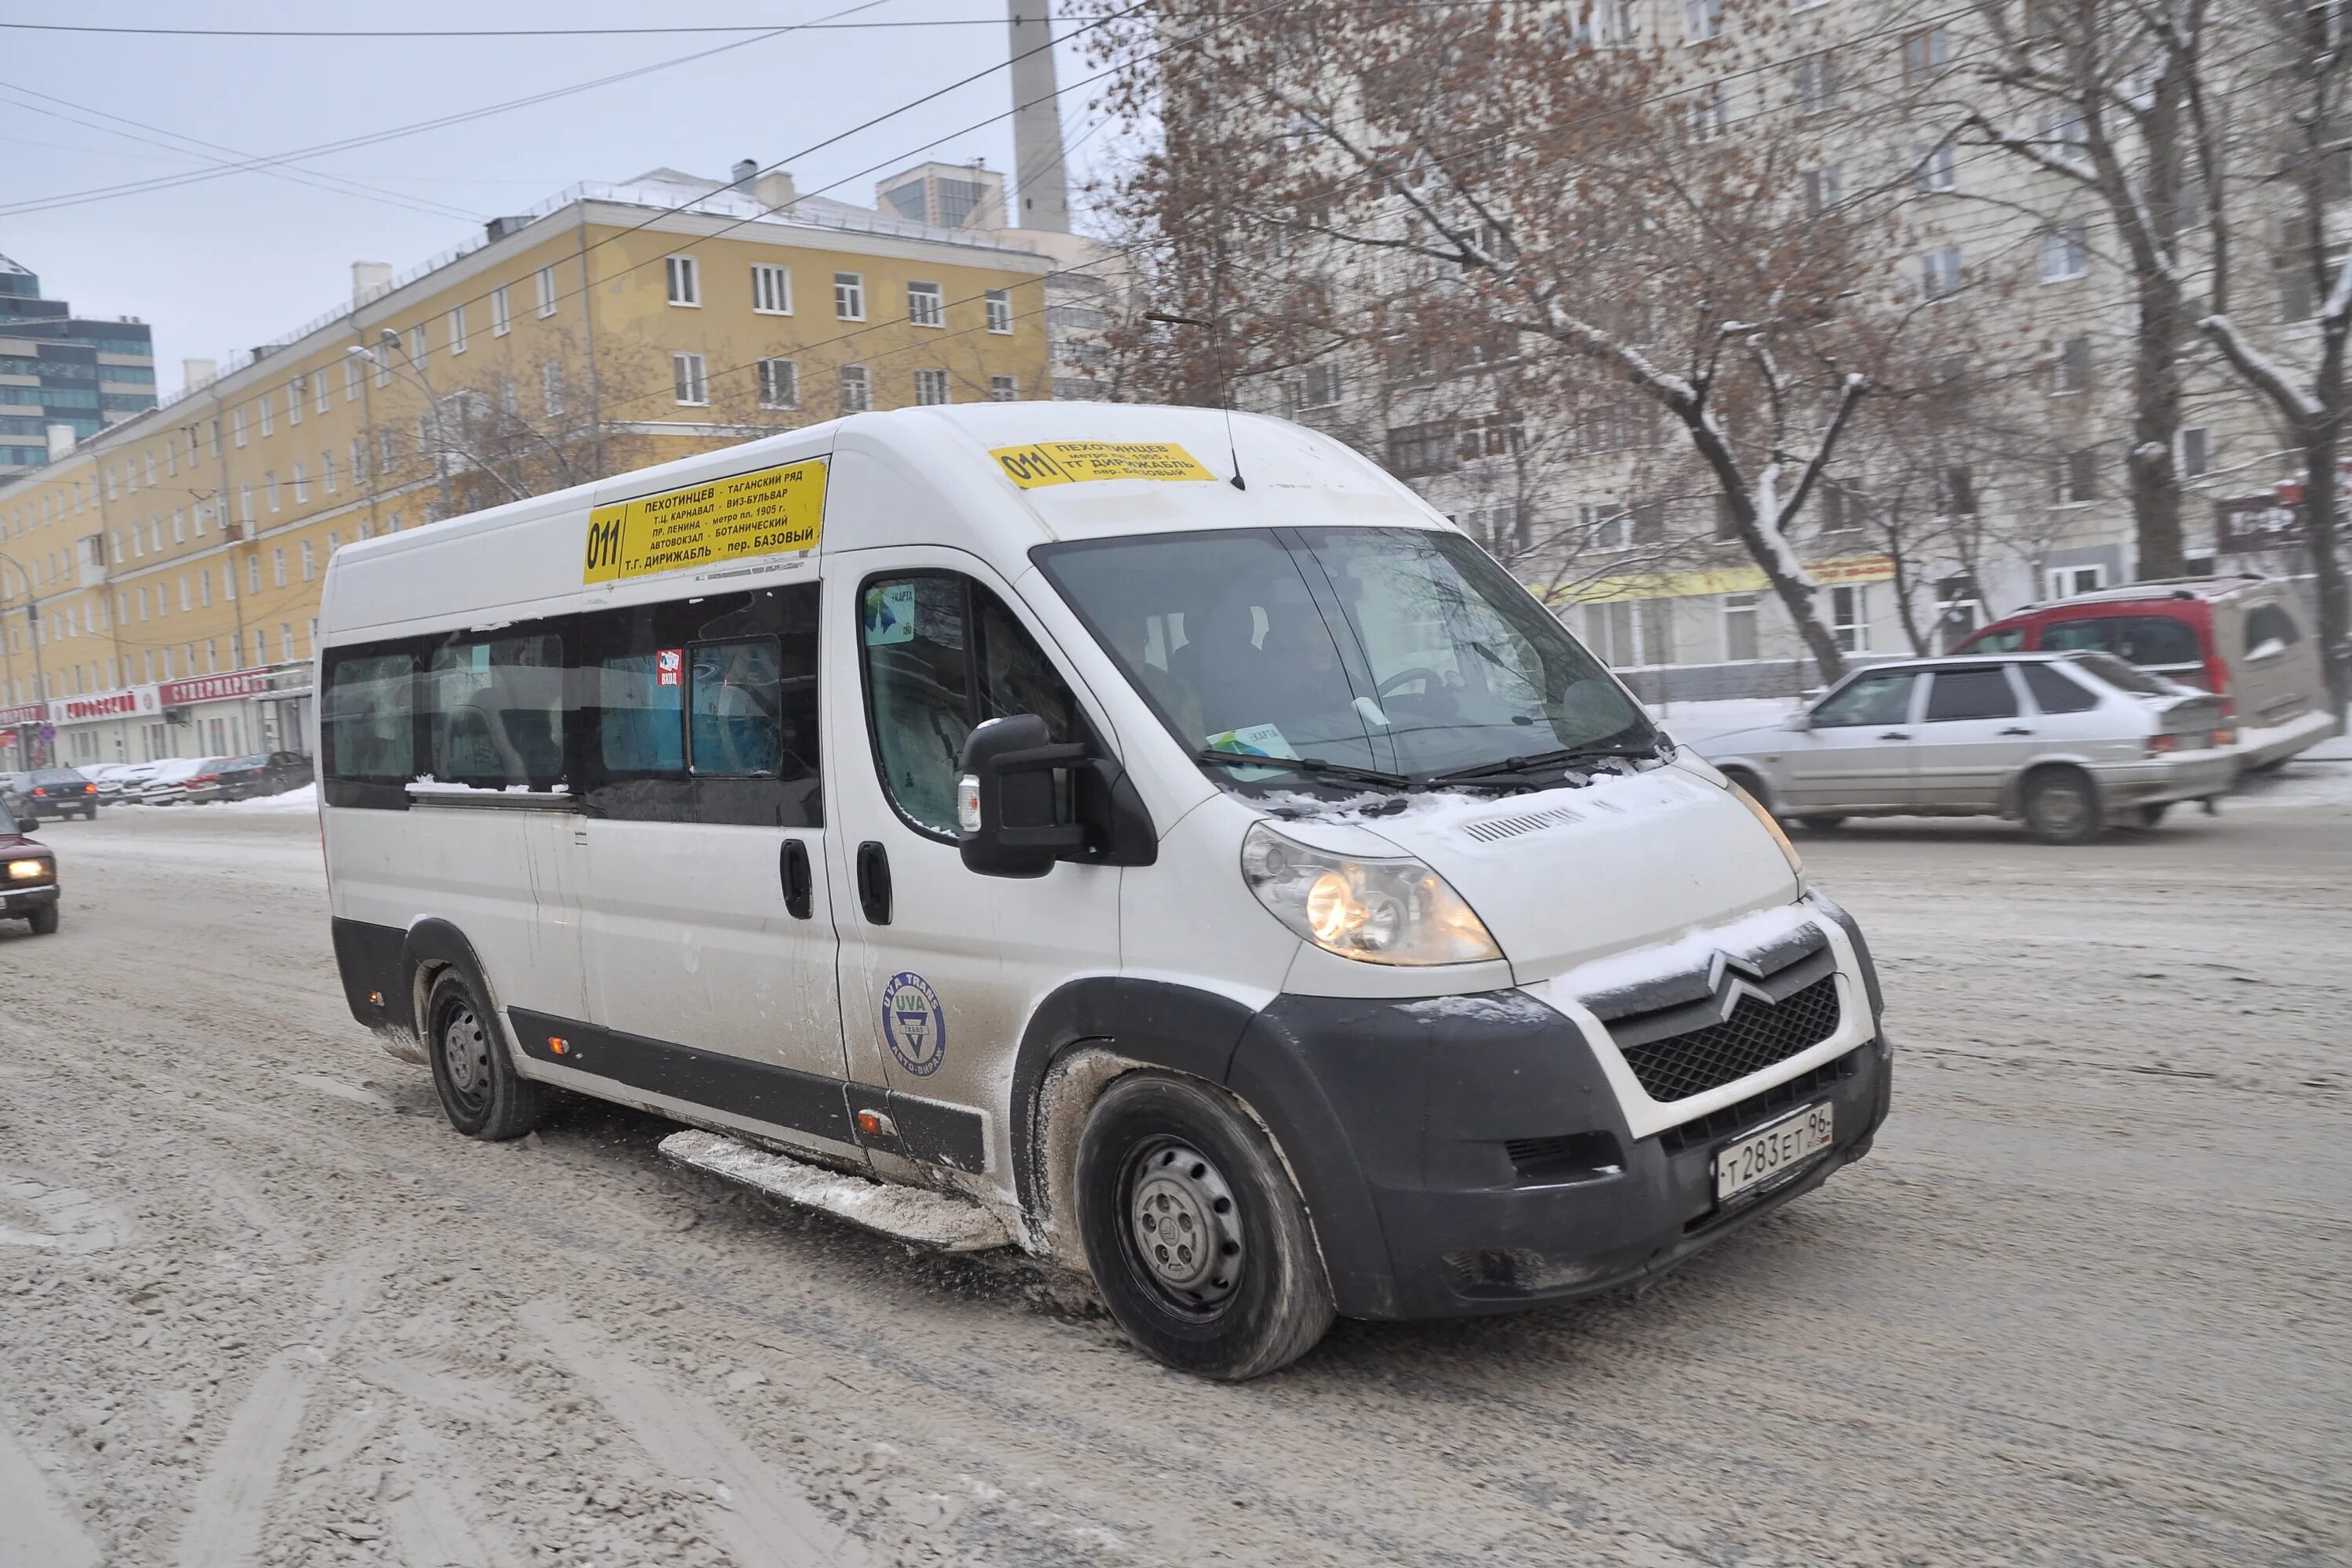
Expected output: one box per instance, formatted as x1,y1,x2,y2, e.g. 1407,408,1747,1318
20,664,317,769
1,702,46,769
48,686,163,768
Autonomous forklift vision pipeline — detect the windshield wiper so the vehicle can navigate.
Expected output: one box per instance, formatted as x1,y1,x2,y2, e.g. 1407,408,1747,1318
1421,738,1662,788
1192,750,1413,789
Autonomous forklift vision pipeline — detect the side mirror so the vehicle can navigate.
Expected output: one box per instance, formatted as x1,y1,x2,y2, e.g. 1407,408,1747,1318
1783,712,1813,732
956,714,1157,878
15,817,37,834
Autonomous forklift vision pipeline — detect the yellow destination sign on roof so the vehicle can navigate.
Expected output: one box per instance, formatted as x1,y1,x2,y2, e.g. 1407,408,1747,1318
583,458,826,583
989,441,1218,489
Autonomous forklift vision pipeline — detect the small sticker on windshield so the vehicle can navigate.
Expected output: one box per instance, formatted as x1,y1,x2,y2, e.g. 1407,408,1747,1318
862,583,916,646
1203,723,1298,781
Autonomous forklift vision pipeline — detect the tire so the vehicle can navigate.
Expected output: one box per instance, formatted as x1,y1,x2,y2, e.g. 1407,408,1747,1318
1074,1073,1335,1381
424,967,544,1141
2024,766,2104,844
27,904,58,935
1797,815,1846,832
2134,804,2169,829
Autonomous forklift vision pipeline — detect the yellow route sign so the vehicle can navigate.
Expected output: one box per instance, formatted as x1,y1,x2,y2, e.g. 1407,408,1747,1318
989,441,1218,489
583,458,826,583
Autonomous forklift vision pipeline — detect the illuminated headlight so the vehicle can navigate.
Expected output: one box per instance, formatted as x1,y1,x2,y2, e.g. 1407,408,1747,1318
1240,821,1500,966
7,858,49,881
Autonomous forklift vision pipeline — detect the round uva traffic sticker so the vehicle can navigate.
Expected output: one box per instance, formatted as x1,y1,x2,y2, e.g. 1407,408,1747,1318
880,971,946,1076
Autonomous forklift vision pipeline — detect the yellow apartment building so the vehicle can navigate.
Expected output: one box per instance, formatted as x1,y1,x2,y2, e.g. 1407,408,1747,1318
0,164,1054,768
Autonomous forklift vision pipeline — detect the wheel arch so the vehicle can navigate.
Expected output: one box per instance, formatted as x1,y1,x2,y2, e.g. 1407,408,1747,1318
401,919,520,1066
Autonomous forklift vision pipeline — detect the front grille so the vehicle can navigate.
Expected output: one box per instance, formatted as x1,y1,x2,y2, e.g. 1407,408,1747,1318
1657,1046,1863,1157
1618,973,1842,1103
1502,1130,1622,1183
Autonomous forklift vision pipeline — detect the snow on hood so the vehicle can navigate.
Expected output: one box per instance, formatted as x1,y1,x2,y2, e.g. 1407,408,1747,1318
1264,760,1800,985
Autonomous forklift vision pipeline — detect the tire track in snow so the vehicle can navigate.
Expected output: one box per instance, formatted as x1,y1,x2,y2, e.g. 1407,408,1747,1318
0,1402,100,1568
522,1298,869,1568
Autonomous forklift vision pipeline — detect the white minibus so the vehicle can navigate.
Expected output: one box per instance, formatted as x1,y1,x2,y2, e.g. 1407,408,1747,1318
319,403,1892,1379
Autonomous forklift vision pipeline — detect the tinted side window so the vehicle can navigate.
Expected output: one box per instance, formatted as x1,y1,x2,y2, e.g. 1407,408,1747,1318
861,573,1083,838
429,633,565,789
2042,615,2201,666
1923,668,2020,722
1812,672,1917,728
2021,662,2100,713
2244,603,2302,656
322,649,416,806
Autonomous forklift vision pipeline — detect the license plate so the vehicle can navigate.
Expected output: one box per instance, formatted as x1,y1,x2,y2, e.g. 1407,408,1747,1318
1713,1102,1834,1205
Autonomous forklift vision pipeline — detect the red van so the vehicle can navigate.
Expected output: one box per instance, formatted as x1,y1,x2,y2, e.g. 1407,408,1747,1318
1953,575,2338,770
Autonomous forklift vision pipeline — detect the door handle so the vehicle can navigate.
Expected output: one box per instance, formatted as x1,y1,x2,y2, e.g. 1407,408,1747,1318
1999,726,2033,736
855,840,892,926
1877,731,1911,740
780,838,813,920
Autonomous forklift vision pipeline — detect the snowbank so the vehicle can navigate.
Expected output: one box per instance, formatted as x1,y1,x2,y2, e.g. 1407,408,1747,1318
218,782,318,812
1647,698,1802,743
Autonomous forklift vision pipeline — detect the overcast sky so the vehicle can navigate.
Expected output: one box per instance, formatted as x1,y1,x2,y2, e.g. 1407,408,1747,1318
1,1,1115,392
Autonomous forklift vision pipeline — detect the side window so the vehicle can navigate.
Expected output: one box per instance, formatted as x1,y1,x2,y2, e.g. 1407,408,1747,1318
428,633,565,789
690,638,784,775
1967,626,2026,654
1923,667,2020,722
2043,615,2201,666
322,648,416,804
1811,671,1917,728
2021,662,2100,714
2244,603,2301,657
597,651,685,772
861,573,1082,837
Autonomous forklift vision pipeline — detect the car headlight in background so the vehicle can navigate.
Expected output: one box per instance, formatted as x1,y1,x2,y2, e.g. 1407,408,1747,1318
1727,780,1805,884
7,858,50,881
1240,820,1501,966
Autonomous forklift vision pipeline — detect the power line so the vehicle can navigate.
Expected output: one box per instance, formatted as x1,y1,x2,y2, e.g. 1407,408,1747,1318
0,18,1036,38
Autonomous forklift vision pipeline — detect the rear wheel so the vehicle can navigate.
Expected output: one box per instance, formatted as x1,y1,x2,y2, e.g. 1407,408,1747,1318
426,967,543,1141
2024,766,2103,844
1075,1074,1334,1381
2134,803,2169,829
1797,815,1846,832
27,904,58,935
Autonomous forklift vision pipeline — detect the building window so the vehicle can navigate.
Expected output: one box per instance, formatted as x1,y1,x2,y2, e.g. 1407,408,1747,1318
492,285,511,336
374,347,390,388
535,264,557,317
752,263,793,314
292,462,309,503
1902,26,1951,85
302,539,316,581
2053,335,2092,394
1803,164,1844,215
350,437,366,483
907,281,946,328
834,271,866,321
448,304,468,354
672,352,708,406
282,625,296,662
1792,53,1838,116
1687,82,1730,139
265,472,280,512
1938,465,1977,516
1300,361,1342,408
914,368,950,405
840,364,873,412
542,362,564,418
2038,109,2091,170
989,374,1018,401
314,374,330,414
1920,246,1963,299
985,289,1012,334
2048,564,2107,598
248,556,260,595
2041,223,2088,281
379,427,397,469
1831,585,1868,653
273,547,286,587
408,323,427,369
757,358,798,409
2053,448,2098,505
1685,0,1721,42
239,485,253,524
1913,141,1956,194
665,255,700,307
1723,593,1759,662
2180,426,2209,479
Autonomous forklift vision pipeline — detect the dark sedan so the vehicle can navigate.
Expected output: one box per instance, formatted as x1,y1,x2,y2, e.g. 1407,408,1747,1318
20,768,100,821
212,752,316,800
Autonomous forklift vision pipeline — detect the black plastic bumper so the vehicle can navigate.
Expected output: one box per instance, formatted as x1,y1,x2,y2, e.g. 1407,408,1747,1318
1229,989,1892,1321
2,884,59,914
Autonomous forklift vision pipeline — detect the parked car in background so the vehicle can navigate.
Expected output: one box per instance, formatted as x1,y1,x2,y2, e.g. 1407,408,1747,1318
1953,576,2337,771
140,757,230,805
20,768,100,821
2,818,58,934
212,752,315,800
1696,652,2235,844
100,761,165,803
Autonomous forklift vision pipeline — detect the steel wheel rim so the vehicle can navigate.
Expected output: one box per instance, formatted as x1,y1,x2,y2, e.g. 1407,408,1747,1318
1123,1139,1244,1312
2039,779,2089,834
440,1000,492,1112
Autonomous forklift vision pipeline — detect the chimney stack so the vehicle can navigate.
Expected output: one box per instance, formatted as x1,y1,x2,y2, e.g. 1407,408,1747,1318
45,423,75,461
351,260,393,309
1007,0,1070,233
183,358,216,390
731,158,759,187
754,169,797,212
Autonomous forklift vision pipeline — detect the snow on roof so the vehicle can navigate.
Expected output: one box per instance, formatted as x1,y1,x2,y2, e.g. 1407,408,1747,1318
0,252,31,277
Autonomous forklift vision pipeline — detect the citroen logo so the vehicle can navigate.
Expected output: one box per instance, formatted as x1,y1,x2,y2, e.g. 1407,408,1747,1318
1701,950,1777,1022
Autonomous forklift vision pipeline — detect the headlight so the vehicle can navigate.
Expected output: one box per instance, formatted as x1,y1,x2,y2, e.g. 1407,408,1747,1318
7,858,49,881
1727,779,1804,883
1240,821,1500,965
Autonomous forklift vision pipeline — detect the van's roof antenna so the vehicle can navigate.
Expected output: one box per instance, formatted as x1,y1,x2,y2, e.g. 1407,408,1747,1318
1145,310,1247,491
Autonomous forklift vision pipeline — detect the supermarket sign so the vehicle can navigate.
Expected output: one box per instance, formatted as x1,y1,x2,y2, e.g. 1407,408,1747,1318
159,671,274,706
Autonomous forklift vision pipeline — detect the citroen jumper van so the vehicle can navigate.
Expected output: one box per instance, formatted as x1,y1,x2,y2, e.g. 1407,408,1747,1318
319,404,1892,1379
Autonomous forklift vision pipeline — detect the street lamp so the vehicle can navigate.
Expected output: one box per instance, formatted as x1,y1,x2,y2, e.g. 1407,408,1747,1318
350,331,453,519
0,547,50,768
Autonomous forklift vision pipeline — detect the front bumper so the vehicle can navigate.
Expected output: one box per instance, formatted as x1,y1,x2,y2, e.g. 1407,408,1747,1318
1229,987,1893,1321
2,884,58,914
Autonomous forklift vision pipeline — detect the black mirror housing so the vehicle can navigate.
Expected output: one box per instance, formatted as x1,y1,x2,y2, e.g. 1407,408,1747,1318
958,715,1156,878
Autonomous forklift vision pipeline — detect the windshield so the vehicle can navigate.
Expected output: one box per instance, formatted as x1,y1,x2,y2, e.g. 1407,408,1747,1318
2069,652,2181,696
1035,526,1650,786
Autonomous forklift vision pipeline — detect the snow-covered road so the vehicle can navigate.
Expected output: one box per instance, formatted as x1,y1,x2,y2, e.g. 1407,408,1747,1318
2,800,2348,1566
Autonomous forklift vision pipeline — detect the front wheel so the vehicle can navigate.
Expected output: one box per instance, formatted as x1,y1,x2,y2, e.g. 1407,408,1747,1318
27,904,58,935
1074,1074,1334,1381
2024,767,2104,844
426,967,544,1140
1797,815,1846,832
